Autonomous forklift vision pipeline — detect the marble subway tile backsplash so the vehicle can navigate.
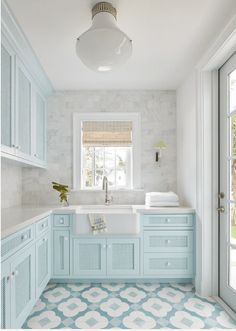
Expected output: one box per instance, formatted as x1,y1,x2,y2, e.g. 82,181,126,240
22,90,176,206
1,158,22,208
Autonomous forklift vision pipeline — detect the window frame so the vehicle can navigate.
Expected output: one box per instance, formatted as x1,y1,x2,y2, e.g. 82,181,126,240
73,112,141,191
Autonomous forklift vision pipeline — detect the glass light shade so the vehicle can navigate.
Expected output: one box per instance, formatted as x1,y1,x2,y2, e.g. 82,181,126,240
76,12,132,72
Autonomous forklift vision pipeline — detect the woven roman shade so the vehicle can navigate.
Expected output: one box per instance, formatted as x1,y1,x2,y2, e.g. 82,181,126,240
82,121,132,147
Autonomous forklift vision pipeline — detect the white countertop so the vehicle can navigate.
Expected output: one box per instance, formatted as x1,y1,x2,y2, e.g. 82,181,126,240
1,204,195,239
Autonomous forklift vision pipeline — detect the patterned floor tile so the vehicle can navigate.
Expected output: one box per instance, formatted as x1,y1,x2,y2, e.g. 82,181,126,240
23,283,236,329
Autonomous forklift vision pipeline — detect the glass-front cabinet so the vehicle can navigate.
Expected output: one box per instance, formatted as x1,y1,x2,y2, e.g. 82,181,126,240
1,36,15,154
15,58,32,159
1,33,47,168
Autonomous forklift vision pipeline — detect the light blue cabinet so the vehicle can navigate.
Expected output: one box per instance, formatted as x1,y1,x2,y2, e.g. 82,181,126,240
1,260,11,329
34,90,46,163
36,232,51,297
72,238,106,276
1,1,51,168
53,230,70,276
72,238,140,277
1,36,15,154
10,245,35,328
142,214,194,278
15,58,32,158
107,238,139,276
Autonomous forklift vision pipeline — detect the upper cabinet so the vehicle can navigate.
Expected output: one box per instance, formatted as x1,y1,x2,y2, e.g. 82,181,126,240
1,37,15,154
1,0,52,168
16,58,32,158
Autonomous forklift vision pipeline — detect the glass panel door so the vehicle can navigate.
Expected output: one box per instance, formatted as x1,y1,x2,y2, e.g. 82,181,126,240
219,52,236,312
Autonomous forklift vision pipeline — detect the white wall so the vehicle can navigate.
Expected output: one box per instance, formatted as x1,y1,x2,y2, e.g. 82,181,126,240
177,72,196,208
1,158,22,208
21,90,177,206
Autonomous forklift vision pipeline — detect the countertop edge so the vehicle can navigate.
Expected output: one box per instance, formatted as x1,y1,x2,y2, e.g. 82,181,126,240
1,205,195,239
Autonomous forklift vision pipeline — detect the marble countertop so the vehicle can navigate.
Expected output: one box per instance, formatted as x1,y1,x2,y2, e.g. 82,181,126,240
1,204,195,239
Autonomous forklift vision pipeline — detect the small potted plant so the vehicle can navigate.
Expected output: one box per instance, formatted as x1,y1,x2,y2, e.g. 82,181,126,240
52,182,69,206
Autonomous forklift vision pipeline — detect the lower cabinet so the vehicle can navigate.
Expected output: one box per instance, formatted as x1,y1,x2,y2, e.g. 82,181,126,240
1,260,11,329
72,238,140,277
107,238,139,276
72,238,106,276
10,244,35,328
53,230,70,276
36,232,51,297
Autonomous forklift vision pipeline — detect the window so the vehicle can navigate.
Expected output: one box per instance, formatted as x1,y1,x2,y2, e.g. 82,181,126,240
83,146,132,189
73,113,141,190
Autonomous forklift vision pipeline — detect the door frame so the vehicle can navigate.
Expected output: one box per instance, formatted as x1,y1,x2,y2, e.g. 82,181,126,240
196,13,236,309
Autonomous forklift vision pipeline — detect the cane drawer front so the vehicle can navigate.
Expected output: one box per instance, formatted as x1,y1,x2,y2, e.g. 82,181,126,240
53,214,70,227
1,225,34,260
144,230,193,253
142,214,193,228
36,216,50,236
143,252,193,276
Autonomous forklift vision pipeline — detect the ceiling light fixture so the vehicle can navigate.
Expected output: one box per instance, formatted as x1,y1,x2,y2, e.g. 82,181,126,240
76,2,132,72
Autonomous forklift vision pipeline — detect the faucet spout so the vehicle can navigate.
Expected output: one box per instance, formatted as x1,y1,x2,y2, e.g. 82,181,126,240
102,176,113,205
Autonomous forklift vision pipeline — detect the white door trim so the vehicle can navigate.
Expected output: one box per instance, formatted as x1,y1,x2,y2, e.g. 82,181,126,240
196,14,236,297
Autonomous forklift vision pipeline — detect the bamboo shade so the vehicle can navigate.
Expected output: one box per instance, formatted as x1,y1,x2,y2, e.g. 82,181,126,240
82,121,132,147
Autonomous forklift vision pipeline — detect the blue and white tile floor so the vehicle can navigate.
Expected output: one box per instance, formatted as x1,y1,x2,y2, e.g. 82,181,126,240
23,283,236,329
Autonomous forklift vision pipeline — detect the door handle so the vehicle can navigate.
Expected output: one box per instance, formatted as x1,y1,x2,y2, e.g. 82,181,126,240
217,206,225,213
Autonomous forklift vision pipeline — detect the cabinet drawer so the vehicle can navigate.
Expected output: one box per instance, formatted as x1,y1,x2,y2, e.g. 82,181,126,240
144,230,193,253
36,216,50,236
53,214,70,227
142,215,193,227
144,252,193,277
1,225,34,260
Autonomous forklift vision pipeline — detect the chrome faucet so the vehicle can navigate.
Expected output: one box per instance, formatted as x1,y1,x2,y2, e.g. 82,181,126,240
102,176,113,205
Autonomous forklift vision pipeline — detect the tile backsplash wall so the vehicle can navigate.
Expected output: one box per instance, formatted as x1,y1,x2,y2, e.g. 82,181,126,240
1,158,22,208
22,90,176,206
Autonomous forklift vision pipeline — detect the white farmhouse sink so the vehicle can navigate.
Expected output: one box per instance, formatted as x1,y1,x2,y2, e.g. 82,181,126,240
74,205,139,235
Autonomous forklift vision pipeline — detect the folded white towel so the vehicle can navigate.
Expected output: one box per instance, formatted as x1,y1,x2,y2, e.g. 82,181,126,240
146,201,180,207
146,191,179,202
88,214,107,234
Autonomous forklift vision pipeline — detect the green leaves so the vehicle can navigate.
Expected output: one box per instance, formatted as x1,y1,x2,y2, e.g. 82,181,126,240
52,182,69,204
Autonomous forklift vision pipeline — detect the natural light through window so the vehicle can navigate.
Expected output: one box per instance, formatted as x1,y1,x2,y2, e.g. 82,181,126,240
81,120,133,189
73,113,141,190
82,146,132,189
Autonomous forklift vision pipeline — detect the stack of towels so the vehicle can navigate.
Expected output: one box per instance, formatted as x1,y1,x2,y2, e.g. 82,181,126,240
145,191,179,207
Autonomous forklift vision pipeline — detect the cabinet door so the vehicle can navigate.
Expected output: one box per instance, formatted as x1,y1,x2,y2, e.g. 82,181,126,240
72,238,106,276
1,37,15,153
34,90,46,163
36,232,51,297
16,58,32,158
53,230,69,276
10,245,35,329
107,238,140,276
1,260,11,329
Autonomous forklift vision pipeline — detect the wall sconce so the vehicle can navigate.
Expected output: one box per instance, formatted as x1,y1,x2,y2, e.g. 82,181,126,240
155,140,167,162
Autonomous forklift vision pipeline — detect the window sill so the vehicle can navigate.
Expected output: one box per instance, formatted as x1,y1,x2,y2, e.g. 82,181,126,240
71,188,144,193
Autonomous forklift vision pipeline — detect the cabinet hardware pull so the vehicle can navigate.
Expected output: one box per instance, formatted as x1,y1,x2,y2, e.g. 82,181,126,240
21,234,28,240
60,219,64,223
166,239,171,244
102,244,106,249
166,219,171,223
64,237,68,241
166,262,171,266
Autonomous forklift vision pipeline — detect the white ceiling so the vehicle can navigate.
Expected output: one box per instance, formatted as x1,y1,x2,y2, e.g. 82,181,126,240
6,0,236,90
